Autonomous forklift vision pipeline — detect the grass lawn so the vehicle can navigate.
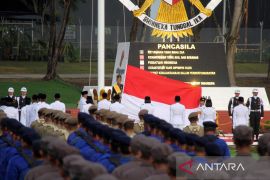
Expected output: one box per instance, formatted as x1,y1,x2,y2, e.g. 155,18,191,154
235,63,268,74
0,79,81,108
0,61,115,74
0,61,267,74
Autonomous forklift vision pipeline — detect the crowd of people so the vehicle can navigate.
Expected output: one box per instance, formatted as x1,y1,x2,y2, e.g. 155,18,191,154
0,87,66,128
0,75,268,179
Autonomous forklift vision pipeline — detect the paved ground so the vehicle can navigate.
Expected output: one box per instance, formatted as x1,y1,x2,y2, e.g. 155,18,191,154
0,73,267,79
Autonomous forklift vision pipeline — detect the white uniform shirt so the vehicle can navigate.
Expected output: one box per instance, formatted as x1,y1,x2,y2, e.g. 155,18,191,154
20,105,30,126
110,102,125,113
140,103,154,115
26,102,39,127
50,100,66,112
3,106,19,120
82,103,93,114
197,105,206,126
78,97,87,112
233,104,249,129
37,102,51,111
170,103,186,128
98,99,111,110
201,107,216,123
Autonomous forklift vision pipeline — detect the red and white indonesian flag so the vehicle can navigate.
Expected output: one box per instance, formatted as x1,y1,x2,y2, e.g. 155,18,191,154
122,65,202,124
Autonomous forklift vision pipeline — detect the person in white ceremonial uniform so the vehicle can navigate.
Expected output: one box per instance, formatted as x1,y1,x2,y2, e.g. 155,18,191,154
78,91,88,112
201,99,216,123
1,97,19,120
37,93,50,111
197,97,206,126
140,96,154,115
170,96,186,129
110,94,125,113
50,93,66,112
82,96,94,114
26,95,39,127
233,96,249,129
98,92,111,110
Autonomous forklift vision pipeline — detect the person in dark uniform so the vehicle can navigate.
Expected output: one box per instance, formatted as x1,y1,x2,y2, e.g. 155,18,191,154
246,88,264,141
228,90,241,131
111,75,123,103
16,87,31,121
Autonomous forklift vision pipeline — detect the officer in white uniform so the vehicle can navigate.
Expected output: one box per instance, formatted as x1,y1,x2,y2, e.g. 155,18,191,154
1,97,19,120
201,99,216,123
50,93,66,112
170,96,186,129
78,91,88,112
140,96,154,115
26,95,39,127
197,97,206,126
37,93,50,111
110,94,125,113
233,96,249,129
98,92,111,110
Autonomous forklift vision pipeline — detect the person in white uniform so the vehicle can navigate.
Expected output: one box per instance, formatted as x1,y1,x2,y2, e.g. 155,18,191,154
26,95,39,127
197,97,206,126
201,99,216,123
233,97,249,129
140,96,154,115
110,94,125,113
170,96,186,129
78,91,88,112
50,93,66,112
1,97,19,120
37,93,50,111
82,96,94,114
98,92,111,110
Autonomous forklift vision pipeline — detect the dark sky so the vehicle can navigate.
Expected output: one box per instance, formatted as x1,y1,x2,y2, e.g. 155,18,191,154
0,0,269,28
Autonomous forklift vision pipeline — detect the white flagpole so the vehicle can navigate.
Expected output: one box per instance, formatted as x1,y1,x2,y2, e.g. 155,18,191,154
98,0,105,91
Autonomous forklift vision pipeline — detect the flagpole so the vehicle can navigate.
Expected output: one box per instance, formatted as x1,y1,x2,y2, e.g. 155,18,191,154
98,0,105,91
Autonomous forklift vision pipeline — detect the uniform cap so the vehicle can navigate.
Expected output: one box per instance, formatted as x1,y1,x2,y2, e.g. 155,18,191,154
203,121,218,128
252,88,259,93
151,143,173,162
89,105,98,111
80,163,108,180
65,117,78,126
235,89,240,94
20,87,27,92
167,152,191,170
8,87,14,93
138,109,149,116
188,112,198,119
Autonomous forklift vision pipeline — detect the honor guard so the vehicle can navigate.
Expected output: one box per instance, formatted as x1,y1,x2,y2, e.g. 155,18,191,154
228,90,241,130
16,87,31,122
98,93,111,110
170,96,186,130
246,89,264,141
111,75,123,103
109,95,125,113
7,87,16,100
232,97,249,129
50,93,66,112
140,96,154,115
